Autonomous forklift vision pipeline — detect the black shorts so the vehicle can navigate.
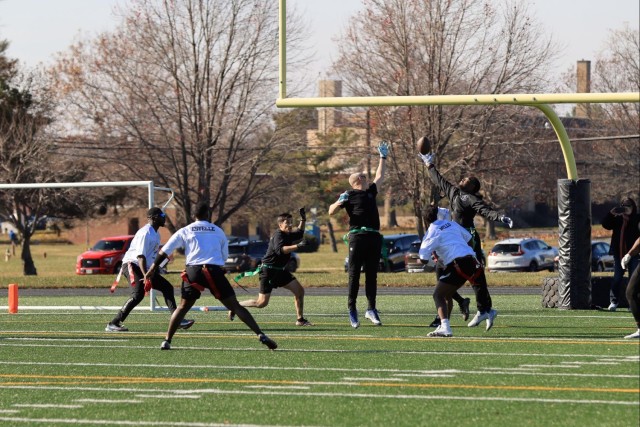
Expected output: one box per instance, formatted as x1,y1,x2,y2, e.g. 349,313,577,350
181,265,235,301
259,267,295,294
439,256,480,287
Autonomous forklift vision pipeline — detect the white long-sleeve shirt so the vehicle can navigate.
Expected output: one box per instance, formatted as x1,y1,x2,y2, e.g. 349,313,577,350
161,220,228,266
419,219,475,266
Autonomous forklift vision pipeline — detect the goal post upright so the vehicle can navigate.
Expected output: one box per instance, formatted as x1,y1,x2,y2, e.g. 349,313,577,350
276,0,640,309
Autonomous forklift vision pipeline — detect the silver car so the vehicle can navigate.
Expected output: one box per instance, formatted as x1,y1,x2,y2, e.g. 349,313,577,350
487,238,558,272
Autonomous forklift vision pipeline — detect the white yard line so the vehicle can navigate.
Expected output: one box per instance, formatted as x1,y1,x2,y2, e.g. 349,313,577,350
75,399,143,404
13,404,84,409
1,342,638,358
1,359,637,376
0,417,311,427
1,331,635,342
244,386,310,390
0,385,635,407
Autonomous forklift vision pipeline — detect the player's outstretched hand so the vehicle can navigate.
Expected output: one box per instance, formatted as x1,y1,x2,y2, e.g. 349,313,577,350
419,153,435,166
500,216,514,229
377,140,389,159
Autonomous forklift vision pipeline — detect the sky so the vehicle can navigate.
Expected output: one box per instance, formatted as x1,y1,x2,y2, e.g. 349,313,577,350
0,0,638,90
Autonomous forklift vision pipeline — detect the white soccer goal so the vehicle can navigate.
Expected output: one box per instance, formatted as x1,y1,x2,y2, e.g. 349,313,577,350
0,180,226,313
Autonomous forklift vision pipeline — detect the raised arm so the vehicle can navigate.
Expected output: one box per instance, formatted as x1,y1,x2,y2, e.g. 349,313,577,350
373,141,388,189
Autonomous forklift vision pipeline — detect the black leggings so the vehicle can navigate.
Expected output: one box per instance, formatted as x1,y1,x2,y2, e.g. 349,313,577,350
347,232,382,311
112,263,177,324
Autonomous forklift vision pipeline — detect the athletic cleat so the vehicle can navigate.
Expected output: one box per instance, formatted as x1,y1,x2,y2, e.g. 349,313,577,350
179,319,195,330
349,309,360,329
160,340,171,350
467,311,490,327
259,333,278,350
427,326,452,337
105,322,128,332
607,302,618,312
459,298,471,321
228,310,235,321
295,317,313,326
429,316,441,328
624,329,640,339
485,309,498,331
364,309,382,326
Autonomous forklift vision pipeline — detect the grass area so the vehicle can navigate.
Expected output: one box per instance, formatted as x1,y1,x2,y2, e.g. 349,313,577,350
0,236,613,289
0,294,638,426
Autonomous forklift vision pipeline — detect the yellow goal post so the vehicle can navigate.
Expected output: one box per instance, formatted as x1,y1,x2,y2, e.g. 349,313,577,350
275,0,640,180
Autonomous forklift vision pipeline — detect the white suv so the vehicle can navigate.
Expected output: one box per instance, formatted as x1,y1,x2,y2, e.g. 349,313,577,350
487,238,558,272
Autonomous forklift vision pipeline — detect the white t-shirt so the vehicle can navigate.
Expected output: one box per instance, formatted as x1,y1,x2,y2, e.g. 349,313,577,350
161,220,228,266
122,224,160,267
419,219,475,266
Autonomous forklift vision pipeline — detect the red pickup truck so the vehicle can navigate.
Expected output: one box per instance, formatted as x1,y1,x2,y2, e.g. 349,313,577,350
75,235,134,275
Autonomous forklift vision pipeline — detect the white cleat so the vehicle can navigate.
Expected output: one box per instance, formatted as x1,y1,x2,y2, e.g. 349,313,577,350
623,329,640,339
467,311,489,327
485,309,498,331
427,326,452,338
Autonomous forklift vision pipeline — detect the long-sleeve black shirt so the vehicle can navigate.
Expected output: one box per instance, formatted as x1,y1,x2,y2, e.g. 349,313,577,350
428,167,503,228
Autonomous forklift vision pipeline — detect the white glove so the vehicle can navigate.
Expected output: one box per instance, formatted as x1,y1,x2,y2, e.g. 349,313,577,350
377,140,390,159
419,153,435,166
337,191,349,204
500,216,513,229
621,254,631,270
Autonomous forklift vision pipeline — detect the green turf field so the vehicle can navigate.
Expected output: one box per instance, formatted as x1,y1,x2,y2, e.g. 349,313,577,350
0,293,638,426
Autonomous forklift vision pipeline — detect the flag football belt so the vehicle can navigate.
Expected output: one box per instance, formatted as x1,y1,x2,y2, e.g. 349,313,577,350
234,263,284,283
342,227,380,245
127,263,137,287
452,256,482,285
181,266,221,299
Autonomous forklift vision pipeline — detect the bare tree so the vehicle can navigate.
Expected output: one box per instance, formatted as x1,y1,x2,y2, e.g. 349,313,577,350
52,0,309,230
589,26,640,202
0,55,95,274
333,0,558,233
558,25,639,204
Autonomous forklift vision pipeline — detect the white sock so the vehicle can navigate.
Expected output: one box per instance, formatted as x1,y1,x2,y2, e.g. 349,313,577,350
441,319,451,330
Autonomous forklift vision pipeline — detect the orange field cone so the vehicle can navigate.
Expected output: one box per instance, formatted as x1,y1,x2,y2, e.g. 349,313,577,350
8,283,18,314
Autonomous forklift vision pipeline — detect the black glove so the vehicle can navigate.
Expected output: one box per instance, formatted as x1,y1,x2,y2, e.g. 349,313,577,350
299,207,306,221
296,239,307,249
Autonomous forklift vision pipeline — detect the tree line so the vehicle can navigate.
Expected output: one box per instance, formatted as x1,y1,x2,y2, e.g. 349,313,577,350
1,0,638,275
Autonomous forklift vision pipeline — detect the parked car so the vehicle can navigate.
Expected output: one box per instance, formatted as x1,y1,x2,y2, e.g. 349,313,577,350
223,239,300,273
487,238,558,272
553,241,614,272
76,235,134,275
404,239,436,273
344,233,420,273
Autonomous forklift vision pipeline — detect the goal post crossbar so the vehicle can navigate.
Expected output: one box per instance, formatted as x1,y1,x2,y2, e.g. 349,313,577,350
275,92,640,109
0,181,175,210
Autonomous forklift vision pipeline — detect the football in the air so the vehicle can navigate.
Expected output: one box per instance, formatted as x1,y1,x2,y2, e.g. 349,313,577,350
417,136,431,155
